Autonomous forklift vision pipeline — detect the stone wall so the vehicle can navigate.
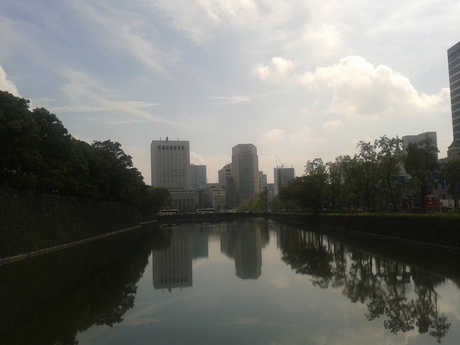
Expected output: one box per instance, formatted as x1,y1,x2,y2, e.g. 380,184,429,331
0,187,142,259
268,213,460,250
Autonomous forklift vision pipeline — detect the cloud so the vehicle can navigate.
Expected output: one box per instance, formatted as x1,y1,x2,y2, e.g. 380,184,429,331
299,55,448,118
0,65,20,96
253,57,295,83
69,2,180,78
323,120,343,132
53,69,179,125
211,95,251,104
264,128,285,141
222,317,259,326
191,151,205,165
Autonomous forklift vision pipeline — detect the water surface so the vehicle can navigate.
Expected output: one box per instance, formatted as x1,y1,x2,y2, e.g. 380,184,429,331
2,219,459,345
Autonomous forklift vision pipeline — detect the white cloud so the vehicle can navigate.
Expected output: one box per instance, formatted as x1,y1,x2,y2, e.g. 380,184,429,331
191,151,205,165
299,56,449,118
323,120,343,132
264,128,285,141
0,65,20,96
211,95,251,104
253,57,295,83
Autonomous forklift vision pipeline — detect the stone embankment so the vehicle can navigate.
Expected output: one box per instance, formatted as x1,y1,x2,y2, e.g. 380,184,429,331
268,213,460,251
0,187,143,261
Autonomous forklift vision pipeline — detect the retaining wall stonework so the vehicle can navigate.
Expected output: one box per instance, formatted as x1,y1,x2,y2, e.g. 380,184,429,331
0,187,142,259
268,213,460,251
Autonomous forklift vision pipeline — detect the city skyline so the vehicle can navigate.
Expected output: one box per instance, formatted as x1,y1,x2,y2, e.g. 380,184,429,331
1,2,459,184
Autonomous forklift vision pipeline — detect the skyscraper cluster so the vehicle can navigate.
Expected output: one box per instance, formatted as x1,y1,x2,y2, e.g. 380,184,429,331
150,140,295,212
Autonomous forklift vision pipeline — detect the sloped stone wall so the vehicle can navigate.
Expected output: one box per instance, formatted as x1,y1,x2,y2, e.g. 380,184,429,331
0,187,141,259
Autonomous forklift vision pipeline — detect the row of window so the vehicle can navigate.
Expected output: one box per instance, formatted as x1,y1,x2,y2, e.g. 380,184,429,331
157,145,186,150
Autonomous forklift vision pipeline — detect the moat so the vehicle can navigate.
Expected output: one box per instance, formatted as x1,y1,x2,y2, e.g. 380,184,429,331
1,218,459,345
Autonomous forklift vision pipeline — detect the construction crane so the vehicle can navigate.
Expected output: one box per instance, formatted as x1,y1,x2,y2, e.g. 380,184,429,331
275,155,285,168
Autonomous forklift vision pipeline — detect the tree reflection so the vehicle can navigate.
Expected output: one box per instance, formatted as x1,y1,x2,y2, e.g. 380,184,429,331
0,227,160,345
279,227,452,343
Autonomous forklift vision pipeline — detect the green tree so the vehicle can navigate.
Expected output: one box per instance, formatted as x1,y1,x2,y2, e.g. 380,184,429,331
31,107,73,193
0,91,42,189
375,135,404,209
403,137,439,212
356,141,379,211
304,158,329,214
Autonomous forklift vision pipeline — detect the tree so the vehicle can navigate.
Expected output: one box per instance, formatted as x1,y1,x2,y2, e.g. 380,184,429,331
0,91,42,189
304,158,329,214
441,159,460,210
375,136,404,209
31,107,73,193
403,137,439,212
356,141,379,211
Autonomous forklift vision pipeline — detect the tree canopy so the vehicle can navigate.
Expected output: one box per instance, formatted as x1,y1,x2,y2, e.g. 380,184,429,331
0,90,170,214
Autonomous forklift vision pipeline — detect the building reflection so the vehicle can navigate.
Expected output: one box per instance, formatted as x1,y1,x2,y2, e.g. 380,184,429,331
153,225,191,291
152,224,211,291
221,222,262,280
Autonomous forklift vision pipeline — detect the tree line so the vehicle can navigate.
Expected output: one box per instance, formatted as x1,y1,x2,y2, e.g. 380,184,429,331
0,90,170,214
277,135,460,213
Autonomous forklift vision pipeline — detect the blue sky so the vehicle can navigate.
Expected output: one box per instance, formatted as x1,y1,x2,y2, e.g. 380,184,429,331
1,0,459,183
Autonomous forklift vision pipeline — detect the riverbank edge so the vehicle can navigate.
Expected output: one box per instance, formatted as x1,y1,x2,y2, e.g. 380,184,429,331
267,213,460,252
0,187,147,260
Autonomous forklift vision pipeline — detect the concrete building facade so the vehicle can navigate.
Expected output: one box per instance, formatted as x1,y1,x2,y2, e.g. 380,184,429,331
150,138,197,213
150,138,191,189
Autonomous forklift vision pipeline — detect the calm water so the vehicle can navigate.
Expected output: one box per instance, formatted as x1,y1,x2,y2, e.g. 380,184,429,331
1,219,459,345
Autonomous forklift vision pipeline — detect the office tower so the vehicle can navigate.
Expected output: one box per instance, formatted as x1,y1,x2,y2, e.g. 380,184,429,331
447,41,460,160
402,132,438,158
191,164,207,190
151,138,197,212
218,163,237,208
274,166,295,195
259,171,267,192
150,138,191,189
231,144,259,204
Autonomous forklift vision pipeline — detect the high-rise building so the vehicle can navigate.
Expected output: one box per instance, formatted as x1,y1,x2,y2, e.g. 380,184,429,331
447,41,460,160
218,163,237,208
191,164,207,190
150,138,191,189
274,166,295,195
402,132,438,158
151,138,197,213
258,171,267,192
231,144,259,204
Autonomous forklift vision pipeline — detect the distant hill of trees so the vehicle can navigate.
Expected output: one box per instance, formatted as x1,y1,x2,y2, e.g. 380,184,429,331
0,90,170,214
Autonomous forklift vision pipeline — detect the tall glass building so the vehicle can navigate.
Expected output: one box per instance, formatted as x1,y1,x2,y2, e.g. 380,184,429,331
447,41,460,159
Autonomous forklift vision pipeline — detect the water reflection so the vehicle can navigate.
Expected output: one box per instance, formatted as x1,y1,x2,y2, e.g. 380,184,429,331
277,224,455,343
220,222,263,279
0,220,458,345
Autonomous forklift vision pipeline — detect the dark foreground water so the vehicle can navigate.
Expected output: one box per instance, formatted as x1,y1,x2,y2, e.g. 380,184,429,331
1,219,459,345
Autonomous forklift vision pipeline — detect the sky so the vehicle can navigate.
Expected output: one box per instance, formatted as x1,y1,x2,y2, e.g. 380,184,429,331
1,0,459,184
